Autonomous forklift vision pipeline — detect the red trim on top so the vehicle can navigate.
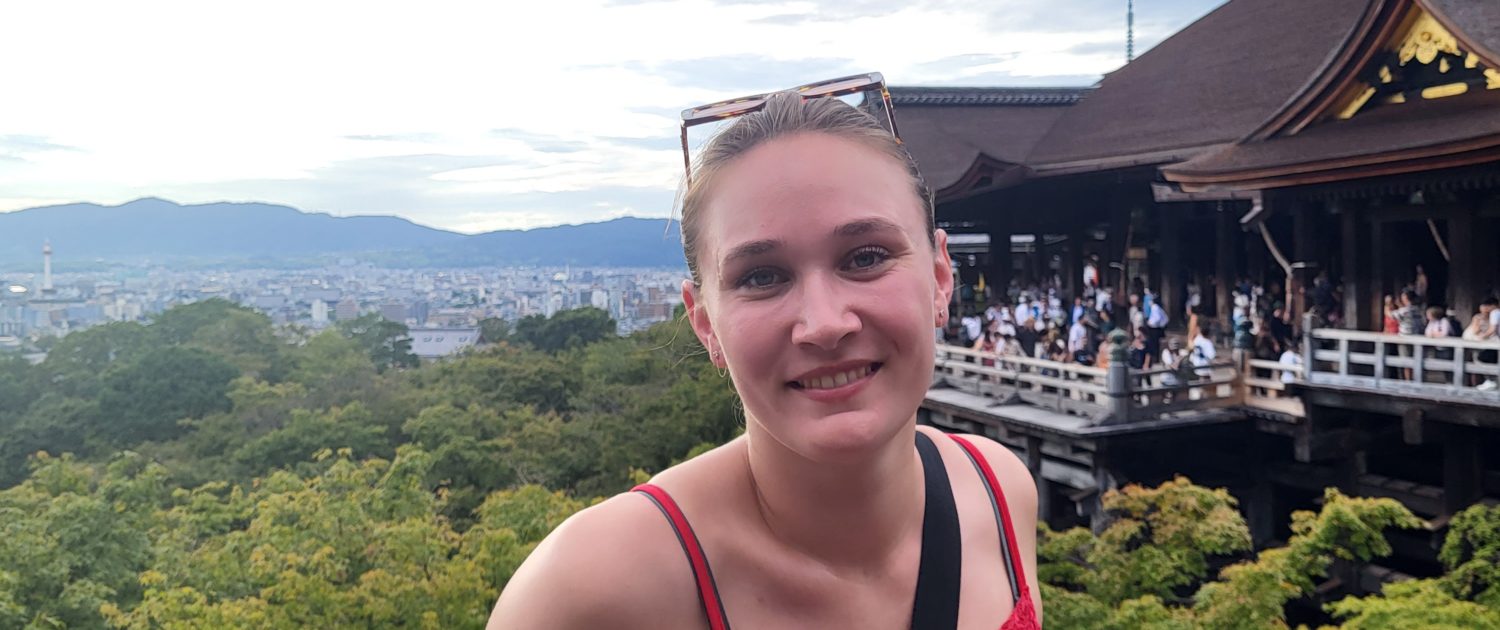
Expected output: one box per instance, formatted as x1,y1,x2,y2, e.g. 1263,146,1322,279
632,483,729,630
946,435,1032,596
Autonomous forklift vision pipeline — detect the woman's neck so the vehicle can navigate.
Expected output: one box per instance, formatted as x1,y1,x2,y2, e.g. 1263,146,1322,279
741,420,924,573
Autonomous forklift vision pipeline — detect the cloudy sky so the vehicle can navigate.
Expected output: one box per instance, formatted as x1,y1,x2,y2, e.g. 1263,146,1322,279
0,0,1224,234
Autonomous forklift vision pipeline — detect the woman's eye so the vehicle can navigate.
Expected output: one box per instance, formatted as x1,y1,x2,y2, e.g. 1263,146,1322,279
739,268,783,289
846,247,891,271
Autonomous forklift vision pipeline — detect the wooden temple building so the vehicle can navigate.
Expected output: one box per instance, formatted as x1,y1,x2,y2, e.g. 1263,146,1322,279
900,0,1500,591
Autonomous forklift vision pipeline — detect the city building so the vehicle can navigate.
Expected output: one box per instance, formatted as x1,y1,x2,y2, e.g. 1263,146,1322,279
409,327,481,360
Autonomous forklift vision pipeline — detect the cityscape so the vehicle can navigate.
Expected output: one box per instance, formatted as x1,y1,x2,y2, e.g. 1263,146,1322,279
0,239,687,360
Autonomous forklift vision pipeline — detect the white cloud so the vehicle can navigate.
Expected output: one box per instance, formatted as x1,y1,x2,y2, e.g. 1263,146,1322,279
0,0,1225,232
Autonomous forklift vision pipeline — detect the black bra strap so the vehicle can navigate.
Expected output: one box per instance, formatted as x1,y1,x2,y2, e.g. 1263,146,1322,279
911,431,962,630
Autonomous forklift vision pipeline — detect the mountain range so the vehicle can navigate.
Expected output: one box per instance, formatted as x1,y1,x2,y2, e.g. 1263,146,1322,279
0,198,685,269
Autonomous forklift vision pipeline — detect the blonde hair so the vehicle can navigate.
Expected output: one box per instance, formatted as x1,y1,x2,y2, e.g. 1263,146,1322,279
677,92,935,285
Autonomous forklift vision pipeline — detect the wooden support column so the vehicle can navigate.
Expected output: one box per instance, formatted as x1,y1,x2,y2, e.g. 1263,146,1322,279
1106,205,1131,294
1448,207,1477,318
1369,220,1386,331
1341,203,1374,331
1292,202,1317,321
987,223,1011,303
1444,425,1484,515
1215,204,1236,322
1089,446,1119,534
1066,230,1086,302
1245,434,1276,546
1025,435,1052,526
1159,205,1182,320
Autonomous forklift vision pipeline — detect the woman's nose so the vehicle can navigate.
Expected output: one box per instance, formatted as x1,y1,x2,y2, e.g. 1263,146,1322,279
790,274,861,350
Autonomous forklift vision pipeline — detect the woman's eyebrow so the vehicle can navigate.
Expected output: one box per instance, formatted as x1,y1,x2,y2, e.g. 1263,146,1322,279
832,218,903,238
722,239,782,266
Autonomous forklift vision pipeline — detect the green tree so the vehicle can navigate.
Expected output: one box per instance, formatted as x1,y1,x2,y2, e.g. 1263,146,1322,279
337,313,419,373
509,307,615,353
99,347,239,445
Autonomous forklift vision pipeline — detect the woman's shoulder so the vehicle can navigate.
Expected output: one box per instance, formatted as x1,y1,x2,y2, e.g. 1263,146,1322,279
916,427,1038,524
486,457,734,629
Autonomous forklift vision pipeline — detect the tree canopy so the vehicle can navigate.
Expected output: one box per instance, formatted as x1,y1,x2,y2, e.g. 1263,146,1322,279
1,301,1495,628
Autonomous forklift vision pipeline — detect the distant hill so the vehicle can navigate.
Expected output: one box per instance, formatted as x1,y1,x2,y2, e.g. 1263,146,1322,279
429,217,685,268
0,198,685,269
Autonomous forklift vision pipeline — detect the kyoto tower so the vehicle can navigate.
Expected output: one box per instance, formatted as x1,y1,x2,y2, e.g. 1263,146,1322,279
42,240,53,293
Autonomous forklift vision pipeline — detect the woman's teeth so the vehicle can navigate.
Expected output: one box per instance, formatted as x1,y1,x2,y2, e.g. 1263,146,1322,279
797,364,873,390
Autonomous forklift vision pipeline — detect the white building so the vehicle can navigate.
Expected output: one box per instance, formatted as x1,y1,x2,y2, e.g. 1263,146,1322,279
409,327,481,360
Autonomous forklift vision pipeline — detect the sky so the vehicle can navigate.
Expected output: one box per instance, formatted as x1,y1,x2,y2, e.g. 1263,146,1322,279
0,0,1225,234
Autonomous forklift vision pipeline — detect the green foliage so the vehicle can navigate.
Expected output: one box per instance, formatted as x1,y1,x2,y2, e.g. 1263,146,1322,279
1039,482,1425,629
99,347,239,445
1439,503,1500,607
0,303,738,626
12,299,1490,628
336,313,419,373
1324,579,1500,629
508,307,616,353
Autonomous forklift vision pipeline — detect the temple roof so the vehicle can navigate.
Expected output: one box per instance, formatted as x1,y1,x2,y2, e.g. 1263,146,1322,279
1165,89,1500,190
1164,0,1500,191
1024,0,1375,169
891,88,1083,196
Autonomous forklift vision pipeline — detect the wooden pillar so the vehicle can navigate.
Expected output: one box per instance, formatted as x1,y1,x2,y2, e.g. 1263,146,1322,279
1292,203,1317,321
1448,207,1477,318
1089,447,1119,534
1066,230,1086,302
1340,203,1373,330
1159,205,1182,320
1369,220,1386,331
1245,434,1276,546
1025,435,1052,526
1032,233,1048,288
1215,204,1236,323
1106,205,1131,293
987,224,1011,303
1444,425,1484,515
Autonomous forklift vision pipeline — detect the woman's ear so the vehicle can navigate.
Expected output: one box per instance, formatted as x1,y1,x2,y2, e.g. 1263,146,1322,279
682,279,724,367
932,229,955,323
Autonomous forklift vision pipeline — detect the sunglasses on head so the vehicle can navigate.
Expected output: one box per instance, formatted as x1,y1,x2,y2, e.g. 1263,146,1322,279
677,72,901,186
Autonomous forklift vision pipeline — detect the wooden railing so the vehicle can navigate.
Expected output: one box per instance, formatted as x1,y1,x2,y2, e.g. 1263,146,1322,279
1243,358,1306,417
932,321,1499,427
933,337,1293,424
934,345,1108,418
1303,321,1500,397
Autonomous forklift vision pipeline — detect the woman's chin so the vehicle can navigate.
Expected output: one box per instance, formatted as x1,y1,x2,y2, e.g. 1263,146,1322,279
786,410,911,462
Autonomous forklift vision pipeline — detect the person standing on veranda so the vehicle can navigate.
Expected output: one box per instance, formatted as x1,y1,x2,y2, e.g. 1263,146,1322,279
489,80,1041,629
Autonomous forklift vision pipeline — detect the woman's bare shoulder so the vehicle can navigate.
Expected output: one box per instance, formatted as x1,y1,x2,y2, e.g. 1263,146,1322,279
486,490,702,630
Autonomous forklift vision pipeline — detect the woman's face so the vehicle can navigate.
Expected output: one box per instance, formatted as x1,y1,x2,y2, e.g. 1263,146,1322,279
683,132,952,462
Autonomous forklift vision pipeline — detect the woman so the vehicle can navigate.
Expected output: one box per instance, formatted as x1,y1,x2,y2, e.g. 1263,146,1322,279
973,329,999,367
1382,294,1399,335
489,84,1041,628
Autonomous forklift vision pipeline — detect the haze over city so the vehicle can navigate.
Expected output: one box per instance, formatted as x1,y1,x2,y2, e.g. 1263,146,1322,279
1,0,1223,233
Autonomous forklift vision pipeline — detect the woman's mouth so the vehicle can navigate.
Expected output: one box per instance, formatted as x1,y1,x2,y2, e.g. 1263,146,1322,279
788,362,882,391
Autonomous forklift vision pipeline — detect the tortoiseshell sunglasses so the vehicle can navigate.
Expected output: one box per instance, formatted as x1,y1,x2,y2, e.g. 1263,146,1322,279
678,72,901,185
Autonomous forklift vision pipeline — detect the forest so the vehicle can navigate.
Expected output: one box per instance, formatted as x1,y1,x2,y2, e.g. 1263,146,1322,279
0,299,1496,628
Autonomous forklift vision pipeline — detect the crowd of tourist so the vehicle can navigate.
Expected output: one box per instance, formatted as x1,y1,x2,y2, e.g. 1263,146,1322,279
939,263,1499,391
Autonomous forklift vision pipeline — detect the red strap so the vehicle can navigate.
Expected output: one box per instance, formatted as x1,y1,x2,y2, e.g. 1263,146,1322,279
633,483,730,630
946,435,1032,596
